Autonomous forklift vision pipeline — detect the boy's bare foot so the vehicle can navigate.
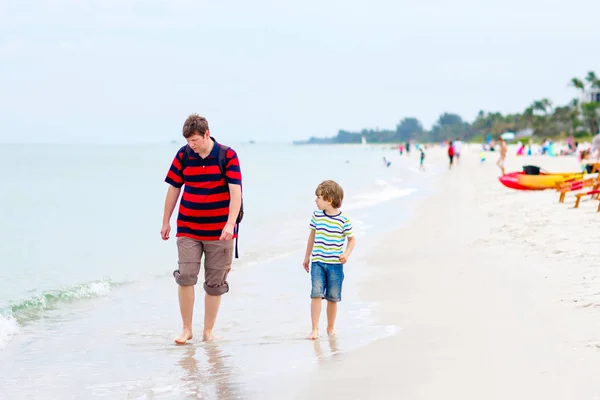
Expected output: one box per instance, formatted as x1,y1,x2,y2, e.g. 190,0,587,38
327,329,336,337
174,328,193,345
307,330,319,340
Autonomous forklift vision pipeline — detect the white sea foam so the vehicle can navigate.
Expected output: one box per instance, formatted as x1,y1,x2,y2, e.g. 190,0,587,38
0,280,115,350
344,186,417,211
68,281,112,298
0,314,20,350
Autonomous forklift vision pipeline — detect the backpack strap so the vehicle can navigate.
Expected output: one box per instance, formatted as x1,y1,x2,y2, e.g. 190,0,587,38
217,144,240,259
180,145,192,171
217,145,229,176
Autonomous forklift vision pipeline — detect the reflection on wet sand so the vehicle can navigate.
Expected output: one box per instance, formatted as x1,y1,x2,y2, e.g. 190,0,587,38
178,343,244,399
312,336,340,364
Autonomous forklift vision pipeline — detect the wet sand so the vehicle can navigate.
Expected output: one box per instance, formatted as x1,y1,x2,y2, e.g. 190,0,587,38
268,145,600,399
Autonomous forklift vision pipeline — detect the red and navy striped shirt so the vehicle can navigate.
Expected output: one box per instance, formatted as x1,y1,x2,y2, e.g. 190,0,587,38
165,138,242,241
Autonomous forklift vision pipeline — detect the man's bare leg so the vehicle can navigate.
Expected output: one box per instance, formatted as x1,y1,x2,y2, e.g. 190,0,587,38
175,285,195,345
326,301,337,336
308,298,322,340
203,293,221,341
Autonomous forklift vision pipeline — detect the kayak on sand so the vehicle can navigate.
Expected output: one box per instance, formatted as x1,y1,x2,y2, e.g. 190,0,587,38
499,171,585,191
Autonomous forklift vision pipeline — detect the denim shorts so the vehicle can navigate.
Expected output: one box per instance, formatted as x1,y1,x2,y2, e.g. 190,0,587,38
310,261,344,302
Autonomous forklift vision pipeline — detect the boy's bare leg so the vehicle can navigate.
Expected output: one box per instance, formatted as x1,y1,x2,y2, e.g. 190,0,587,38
308,298,322,340
203,293,221,341
175,286,195,345
326,301,337,336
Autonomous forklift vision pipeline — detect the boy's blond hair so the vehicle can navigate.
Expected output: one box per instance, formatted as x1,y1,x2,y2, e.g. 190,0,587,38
315,180,344,209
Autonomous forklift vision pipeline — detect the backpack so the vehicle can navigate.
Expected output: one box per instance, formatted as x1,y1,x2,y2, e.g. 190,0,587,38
180,144,244,258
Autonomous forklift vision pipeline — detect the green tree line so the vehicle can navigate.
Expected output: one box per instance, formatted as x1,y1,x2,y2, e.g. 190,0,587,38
301,72,600,144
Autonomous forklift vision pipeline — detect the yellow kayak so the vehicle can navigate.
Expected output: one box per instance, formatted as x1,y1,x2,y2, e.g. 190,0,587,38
499,172,585,190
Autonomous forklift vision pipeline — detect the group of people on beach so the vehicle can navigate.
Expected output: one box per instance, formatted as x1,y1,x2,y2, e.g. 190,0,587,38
401,141,427,171
500,133,600,175
160,114,355,344
448,136,508,175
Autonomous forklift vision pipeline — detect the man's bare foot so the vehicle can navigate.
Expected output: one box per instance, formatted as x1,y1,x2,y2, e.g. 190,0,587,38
203,330,217,342
307,330,319,340
327,329,336,337
174,329,193,345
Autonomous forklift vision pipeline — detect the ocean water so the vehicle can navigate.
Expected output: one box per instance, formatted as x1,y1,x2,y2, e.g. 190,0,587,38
0,142,441,399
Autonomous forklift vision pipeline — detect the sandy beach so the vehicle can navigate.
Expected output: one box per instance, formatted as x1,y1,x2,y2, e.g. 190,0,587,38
268,144,600,400
3,142,600,399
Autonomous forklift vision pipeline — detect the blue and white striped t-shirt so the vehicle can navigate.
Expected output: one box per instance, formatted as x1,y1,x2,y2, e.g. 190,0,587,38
309,210,354,264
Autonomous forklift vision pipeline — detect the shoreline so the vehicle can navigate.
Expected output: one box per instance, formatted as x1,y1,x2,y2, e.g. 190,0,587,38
267,145,600,399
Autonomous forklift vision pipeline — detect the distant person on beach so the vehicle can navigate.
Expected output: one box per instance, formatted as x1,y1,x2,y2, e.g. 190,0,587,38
405,141,410,155
419,147,426,171
447,140,455,169
497,137,507,175
579,149,592,172
567,134,574,150
382,157,391,167
303,180,356,340
453,138,463,164
161,114,243,345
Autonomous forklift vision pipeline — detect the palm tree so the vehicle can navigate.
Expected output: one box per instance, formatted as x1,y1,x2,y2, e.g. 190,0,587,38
570,77,585,91
528,99,554,136
570,72,600,134
585,71,598,86
582,103,600,134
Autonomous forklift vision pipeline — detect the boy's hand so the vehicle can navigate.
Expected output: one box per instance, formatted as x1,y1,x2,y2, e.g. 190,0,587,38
303,258,310,273
339,253,349,264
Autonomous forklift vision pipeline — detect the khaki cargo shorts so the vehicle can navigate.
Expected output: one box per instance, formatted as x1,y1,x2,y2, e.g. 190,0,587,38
173,237,234,296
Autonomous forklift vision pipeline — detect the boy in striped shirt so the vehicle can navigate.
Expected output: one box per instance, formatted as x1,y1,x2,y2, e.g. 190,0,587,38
303,180,356,340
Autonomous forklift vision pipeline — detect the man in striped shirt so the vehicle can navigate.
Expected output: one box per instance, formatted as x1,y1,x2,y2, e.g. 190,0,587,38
303,180,356,340
161,114,242,344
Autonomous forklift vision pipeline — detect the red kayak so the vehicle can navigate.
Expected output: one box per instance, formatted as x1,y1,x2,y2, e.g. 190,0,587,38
499,171,584,191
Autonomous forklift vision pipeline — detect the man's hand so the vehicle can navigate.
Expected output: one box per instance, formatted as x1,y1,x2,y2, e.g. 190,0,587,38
303,258,310,273
339,253,349,264
161,222,171,240
219,223,235,240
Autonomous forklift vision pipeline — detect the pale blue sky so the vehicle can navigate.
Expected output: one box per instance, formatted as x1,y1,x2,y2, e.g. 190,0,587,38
1,0,598,144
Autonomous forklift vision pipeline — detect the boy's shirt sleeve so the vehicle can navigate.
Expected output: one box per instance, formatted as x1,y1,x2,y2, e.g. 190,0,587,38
309,212,317,230
343,218,354,237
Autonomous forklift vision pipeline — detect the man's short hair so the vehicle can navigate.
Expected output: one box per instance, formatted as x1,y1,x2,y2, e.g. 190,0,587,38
183,114,209,138
315,180,344,209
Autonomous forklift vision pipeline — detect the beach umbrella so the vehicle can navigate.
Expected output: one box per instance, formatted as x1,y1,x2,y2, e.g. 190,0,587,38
501,132,515,140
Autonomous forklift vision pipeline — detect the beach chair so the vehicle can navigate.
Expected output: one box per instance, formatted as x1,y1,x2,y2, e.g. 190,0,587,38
574,188,600,208
557,177,600,203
